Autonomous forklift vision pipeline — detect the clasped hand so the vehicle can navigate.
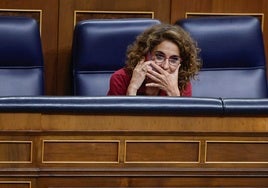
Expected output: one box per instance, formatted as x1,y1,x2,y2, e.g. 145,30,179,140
127,59,181,96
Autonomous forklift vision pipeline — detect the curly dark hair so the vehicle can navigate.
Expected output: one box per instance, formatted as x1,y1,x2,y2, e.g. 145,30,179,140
125,23,201,92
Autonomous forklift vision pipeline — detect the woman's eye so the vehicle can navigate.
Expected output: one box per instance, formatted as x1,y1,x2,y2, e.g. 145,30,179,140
156,54,164,60
170,57,179,61
169,59,177,64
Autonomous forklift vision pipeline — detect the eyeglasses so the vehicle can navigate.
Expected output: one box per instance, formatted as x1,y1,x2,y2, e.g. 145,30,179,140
152,52,180,66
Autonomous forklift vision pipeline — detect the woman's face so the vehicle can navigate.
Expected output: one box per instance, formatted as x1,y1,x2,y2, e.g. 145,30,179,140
151,40,180,73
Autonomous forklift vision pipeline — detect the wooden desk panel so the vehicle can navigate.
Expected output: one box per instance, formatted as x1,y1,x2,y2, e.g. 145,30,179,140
0,112,267,187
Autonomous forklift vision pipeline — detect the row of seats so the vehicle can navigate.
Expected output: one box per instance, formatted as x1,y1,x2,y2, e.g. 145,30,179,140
0,15,267,98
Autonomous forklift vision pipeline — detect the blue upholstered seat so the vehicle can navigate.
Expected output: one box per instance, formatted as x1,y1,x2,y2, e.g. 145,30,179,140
176,16,267,98
72,18,161,96
0,16,44,96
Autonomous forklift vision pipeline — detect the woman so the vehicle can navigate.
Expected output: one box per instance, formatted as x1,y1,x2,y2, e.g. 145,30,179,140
107,23,201,96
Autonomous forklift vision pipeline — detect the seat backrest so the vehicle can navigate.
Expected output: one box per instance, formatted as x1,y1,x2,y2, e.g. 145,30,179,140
0,16,44,96
72,18,161,96
176,16,267,98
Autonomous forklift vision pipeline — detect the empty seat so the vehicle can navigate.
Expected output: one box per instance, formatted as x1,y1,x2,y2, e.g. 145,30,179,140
176,16,267,98
0,16,44,96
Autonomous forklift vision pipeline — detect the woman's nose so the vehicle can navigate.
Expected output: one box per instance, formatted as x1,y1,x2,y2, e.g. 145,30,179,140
160,59,170,69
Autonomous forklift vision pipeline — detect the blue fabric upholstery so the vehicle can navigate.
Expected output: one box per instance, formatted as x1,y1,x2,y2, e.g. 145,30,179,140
72,18,161,96
0,16,44,96
176,16,267,98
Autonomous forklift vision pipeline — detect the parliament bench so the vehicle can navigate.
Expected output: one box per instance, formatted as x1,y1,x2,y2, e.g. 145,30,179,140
0,96,267,187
